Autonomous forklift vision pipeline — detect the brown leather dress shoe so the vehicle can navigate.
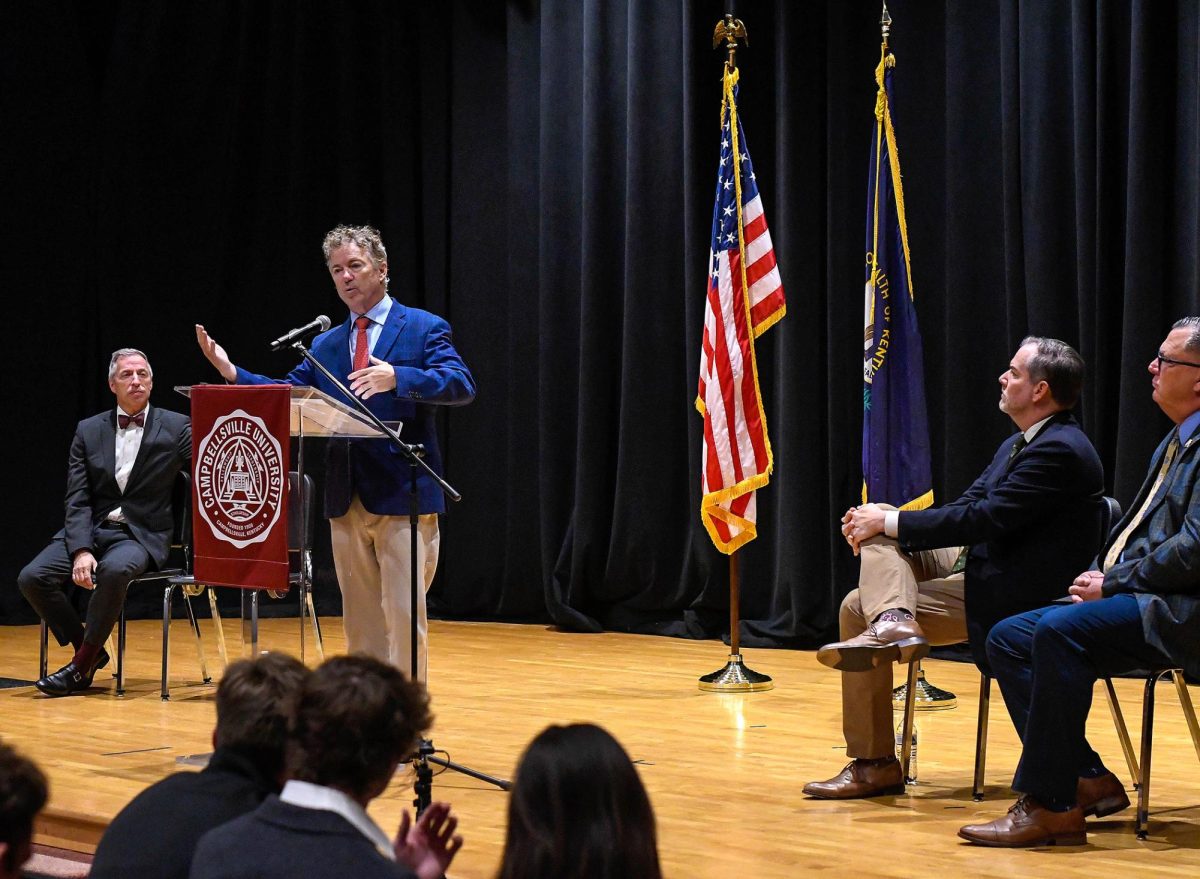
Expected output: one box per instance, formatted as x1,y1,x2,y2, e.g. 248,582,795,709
958,795,1086,847
816,612,930,671
1076,771,1130,818
802,756,906,799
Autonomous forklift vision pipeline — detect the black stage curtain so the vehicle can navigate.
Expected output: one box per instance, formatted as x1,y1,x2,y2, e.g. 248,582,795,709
2,1,1198,649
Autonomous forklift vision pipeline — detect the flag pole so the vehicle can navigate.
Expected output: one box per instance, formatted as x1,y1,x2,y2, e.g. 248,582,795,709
873,0,956,713
698,14,772,693
700,550,772,691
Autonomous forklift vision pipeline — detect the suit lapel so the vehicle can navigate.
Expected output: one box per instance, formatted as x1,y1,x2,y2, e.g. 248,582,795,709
372,297,406,361
331,316,354,380
1103,429,1184,554
100,411,118,489
123,408,161,492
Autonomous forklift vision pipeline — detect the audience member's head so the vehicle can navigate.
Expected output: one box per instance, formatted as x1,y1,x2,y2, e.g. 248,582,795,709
498,723,661,879
214,652,309,784
287,655,432,803
0,741,49,879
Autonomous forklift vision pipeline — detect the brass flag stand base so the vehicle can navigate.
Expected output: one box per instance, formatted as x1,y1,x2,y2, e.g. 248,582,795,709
699,652,774,692
892,665,957,711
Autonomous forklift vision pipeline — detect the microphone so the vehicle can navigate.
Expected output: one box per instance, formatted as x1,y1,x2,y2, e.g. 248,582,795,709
269,315,331,351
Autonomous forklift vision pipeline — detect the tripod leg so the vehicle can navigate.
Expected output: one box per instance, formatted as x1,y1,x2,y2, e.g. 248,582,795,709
412,739,434,818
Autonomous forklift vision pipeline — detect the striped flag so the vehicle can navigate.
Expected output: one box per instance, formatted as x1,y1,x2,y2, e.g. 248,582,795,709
696,66,785,554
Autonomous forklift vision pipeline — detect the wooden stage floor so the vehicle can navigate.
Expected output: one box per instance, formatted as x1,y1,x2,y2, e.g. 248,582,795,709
2,618,1199,877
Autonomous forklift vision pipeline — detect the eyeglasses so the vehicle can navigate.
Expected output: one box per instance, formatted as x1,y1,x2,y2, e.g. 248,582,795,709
1155,350,1200,370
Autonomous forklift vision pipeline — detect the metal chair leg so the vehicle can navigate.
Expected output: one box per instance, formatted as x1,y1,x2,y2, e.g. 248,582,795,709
1104,677,1141,786
899,660,920,783
973,674,991,801
1171,672,1200,763
241,590,260,657
208,588,229,668
116,609,127,696
162,584,176,701
38,621,48,679
183,593,211,684
304,586,324,661
1137,673,1161,840
104,635,118,678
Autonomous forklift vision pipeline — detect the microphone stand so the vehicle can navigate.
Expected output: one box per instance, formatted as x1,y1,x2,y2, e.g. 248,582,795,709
288,340,511,813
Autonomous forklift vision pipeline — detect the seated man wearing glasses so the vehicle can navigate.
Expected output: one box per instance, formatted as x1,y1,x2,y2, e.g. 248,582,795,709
960,318,1200,846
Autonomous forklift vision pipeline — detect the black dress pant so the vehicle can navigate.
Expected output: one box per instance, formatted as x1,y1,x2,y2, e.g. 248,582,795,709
18,523,151,648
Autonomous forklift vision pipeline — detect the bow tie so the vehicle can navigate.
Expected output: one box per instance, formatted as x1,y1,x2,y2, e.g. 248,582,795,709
118,412,146,429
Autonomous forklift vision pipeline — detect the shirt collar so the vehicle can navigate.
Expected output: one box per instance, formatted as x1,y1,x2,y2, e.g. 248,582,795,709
1022,413,1053,444
279,780,394,860
1178,408,1200,445
356,295,393,326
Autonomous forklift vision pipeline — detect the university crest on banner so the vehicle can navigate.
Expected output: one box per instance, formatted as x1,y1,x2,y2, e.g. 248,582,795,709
191,385,290,591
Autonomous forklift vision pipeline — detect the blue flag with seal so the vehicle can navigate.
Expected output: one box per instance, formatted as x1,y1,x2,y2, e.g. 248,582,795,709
862,38,933,510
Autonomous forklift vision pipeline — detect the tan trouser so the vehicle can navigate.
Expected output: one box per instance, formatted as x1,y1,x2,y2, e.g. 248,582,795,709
840,534,967,758
330,496,440,682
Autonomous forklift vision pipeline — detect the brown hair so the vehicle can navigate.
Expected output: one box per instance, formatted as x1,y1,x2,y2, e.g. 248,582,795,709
214,653,309,780
287,655,432,799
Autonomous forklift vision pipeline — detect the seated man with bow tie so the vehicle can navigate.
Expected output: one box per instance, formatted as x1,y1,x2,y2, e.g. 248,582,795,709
18,348,191,697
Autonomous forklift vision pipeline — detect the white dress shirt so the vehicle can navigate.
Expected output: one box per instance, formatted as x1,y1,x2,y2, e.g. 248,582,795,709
279,779,395,860
109,404,149,522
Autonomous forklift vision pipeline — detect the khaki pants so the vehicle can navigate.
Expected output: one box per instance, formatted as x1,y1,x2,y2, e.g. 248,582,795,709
840,534,967,758
330,496,440,682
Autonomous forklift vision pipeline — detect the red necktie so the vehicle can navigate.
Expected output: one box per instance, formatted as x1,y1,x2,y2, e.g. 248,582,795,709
118,412,146,429
353,316,371,371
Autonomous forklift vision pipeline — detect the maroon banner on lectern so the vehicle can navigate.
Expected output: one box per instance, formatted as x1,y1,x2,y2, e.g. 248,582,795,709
191,384,290,591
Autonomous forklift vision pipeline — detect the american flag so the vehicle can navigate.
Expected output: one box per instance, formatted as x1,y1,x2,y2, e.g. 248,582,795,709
696,70,785,554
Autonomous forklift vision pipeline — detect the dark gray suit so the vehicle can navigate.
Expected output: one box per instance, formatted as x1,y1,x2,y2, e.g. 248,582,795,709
19,407,191,647
190,796,416,879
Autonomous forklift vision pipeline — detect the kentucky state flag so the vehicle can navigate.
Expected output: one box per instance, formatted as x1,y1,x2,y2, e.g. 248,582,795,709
862,42,933,510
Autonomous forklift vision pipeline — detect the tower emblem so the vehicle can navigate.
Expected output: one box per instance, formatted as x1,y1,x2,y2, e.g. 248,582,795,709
195,410,285,548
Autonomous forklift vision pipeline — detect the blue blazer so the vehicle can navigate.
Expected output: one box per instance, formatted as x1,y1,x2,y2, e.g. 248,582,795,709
236,299,475,516
899,412,1106,667
1101,427,1200,680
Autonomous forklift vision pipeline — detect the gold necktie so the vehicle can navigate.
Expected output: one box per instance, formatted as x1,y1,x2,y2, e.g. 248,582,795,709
1103,432,1181,572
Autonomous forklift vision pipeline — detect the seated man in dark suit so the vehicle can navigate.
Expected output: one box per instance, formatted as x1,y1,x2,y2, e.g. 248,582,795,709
0,741,49,879
18,348,191,696
191,656,462,879
89,653,309,879
960,317,1200,846
804,337,1105,799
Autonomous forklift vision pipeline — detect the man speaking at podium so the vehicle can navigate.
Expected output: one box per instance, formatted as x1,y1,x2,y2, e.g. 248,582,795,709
196,225,475,680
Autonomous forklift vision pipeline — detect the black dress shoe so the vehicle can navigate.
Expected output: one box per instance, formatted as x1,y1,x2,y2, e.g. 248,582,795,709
35,657,102,697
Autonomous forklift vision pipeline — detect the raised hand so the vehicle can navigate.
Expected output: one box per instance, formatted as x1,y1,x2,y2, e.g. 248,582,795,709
195,324,237,382
393,802,463,879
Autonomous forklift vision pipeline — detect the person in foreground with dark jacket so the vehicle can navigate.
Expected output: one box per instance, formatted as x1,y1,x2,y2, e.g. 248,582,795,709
89,652,309,879
190,655,461,879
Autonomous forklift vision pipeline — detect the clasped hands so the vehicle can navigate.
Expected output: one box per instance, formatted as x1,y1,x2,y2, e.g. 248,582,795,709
840,504,886,556
838,500,1106,601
